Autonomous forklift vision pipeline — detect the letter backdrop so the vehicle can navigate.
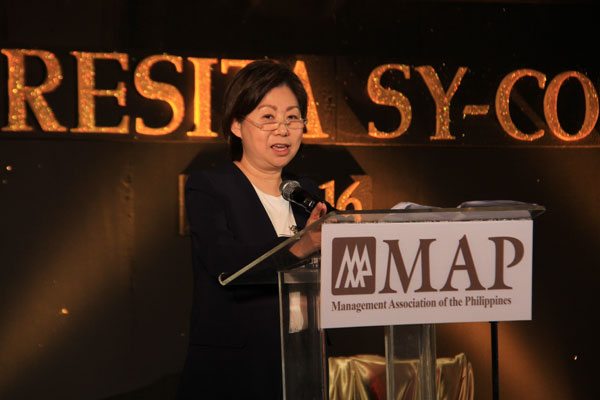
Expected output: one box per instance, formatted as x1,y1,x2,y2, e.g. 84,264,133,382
0,2,597,400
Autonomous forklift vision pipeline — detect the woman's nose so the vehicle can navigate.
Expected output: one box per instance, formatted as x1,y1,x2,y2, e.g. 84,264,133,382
275,121,289,136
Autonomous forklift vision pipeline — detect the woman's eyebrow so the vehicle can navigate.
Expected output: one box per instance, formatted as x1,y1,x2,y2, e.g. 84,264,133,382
256,104,300,111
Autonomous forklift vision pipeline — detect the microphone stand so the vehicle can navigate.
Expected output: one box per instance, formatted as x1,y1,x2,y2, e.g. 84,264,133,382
491,321,500,400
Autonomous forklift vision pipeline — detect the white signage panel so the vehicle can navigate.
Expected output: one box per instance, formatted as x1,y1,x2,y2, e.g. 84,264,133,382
320,220,532,329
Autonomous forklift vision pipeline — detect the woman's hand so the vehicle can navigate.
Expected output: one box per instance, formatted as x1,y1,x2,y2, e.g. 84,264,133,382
306,202,327,225
290,202,327,258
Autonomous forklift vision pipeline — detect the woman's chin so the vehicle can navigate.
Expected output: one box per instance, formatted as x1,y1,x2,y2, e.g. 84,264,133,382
275,149,299,164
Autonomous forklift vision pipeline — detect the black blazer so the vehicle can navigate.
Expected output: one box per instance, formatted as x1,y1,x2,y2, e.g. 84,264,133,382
178,162,319,399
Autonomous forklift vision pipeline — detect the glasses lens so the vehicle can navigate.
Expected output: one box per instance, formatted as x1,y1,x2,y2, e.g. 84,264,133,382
257,120,305,131
287,120,305,130
262,122,280,131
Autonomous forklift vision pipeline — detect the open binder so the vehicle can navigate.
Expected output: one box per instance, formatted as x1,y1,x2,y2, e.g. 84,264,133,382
219,204,545,400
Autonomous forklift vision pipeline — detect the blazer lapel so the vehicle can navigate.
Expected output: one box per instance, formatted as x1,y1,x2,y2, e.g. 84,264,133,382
229,163,312,236
230,163,278,239
291,203,309,230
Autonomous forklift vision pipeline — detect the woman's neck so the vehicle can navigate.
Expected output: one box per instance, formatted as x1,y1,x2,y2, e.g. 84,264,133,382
234,159,282,196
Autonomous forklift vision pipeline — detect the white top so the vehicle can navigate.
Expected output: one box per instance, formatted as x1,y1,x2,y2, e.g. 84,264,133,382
252,184,297,237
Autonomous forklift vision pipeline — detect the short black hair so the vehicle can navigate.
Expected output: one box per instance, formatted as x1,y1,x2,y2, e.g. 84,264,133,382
221,59,308,161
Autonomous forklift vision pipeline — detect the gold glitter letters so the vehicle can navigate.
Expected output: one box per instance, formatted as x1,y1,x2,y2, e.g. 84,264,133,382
134,54,184,136
1,49,66,132
544,71,599,142
71,52,129,134
495,69,547,141
186,58,219,138
367,64,412,139
293,60,329,139
416,66,468,140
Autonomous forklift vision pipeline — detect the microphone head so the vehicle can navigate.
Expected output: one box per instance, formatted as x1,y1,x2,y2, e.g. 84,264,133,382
280,180,301,201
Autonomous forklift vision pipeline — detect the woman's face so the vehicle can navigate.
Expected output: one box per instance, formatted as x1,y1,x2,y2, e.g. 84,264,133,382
231,85,303,172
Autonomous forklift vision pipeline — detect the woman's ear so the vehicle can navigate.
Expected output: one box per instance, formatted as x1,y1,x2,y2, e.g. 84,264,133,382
231,119,242,138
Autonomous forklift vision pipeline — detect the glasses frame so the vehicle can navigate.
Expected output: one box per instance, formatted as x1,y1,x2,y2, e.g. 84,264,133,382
243,117,307,132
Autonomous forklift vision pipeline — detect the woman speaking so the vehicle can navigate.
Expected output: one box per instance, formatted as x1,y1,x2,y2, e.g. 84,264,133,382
177,60,327,399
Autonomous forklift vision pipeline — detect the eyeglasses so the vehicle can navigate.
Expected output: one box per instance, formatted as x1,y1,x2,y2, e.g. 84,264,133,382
243,117,306,132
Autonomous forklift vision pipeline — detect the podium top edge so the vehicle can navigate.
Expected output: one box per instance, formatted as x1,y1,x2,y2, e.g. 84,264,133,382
329,204,545,217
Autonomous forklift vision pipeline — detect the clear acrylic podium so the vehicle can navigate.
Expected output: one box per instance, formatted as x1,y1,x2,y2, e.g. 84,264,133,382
219,203,545,400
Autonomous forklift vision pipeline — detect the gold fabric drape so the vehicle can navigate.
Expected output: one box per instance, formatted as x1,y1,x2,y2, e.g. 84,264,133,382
328,353,474,400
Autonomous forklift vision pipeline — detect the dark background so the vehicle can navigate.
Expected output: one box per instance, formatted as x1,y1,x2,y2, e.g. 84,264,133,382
1,1,598,399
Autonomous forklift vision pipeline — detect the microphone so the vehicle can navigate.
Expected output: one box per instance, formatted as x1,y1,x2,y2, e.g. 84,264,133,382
280,180,335,213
